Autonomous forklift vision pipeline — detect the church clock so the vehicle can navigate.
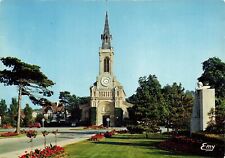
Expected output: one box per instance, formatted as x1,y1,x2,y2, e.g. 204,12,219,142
101,76,111,87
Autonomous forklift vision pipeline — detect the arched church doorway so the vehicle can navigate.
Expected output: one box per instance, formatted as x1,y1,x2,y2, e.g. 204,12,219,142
97,101,115,126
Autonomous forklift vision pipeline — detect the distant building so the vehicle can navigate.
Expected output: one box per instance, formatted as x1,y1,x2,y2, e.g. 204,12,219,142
32,109,42,118
42,102,66,123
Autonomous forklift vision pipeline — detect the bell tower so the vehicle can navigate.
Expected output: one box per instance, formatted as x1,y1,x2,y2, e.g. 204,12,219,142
90,12,129,127
99,12,114,76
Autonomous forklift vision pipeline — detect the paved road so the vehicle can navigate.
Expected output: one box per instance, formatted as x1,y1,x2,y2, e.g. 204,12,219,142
0,132,90,154
0,127,125,158
0,127,113,158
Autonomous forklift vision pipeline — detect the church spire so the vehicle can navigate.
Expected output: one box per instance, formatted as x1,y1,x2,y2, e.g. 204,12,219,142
101,12,112,49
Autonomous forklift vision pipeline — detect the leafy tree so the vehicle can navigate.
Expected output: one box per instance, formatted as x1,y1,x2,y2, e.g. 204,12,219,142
127,75,167,133
59,91,87,122
0,99,7,123
35,113,44,124
198,57,225,133
206,106,225,134
79,97,90,105
23,103,33,127
8,98,18,126
59,91,79,112
198,57,225,98
162,83,193,131
0,57,54,133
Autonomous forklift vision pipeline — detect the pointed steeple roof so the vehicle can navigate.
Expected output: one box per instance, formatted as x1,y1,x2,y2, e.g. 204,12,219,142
103,12,110,35
101,12,112,49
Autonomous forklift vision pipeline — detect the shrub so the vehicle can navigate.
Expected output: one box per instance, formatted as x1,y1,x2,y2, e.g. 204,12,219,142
104,131,112,138
116,130,128,134
191,132,224,145
26,130,37,138
127,125,144,134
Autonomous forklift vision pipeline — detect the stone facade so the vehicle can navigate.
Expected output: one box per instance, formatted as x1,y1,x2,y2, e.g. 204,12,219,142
191,83,215,132
89,12,130,127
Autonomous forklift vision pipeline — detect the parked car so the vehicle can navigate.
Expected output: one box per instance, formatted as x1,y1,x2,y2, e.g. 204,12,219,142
29,122,41,128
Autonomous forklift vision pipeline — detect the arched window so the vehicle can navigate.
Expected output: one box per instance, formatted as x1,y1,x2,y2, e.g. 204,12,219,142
104,57,110,72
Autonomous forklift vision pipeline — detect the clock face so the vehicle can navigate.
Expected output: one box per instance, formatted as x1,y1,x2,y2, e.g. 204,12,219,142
101,76,111,87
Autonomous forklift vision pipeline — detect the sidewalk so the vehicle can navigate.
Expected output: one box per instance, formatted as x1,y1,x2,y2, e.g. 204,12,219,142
0,134,92,158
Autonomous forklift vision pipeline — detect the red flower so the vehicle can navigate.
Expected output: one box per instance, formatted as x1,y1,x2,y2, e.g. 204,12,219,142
19,145,64,158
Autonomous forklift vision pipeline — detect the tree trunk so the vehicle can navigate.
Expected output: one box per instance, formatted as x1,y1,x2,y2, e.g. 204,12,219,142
16,86,22,134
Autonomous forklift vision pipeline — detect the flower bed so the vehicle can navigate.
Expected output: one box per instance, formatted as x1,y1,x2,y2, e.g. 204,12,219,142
19,145,65,158
0,132,18,137
104,131,115,138
158,134,224,157
159,136,200,154
90,130,119,141
90,133,105,141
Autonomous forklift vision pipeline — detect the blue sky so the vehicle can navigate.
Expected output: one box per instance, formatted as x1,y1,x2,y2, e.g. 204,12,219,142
0,0,225,108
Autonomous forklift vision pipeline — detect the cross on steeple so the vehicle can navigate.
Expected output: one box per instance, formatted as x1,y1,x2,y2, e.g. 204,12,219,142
101,12,112,49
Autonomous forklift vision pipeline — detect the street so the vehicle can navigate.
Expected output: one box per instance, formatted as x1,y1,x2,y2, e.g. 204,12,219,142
0,127,109,158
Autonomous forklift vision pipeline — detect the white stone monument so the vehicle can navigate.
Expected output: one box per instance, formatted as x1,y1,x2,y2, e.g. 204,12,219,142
191,82,215,133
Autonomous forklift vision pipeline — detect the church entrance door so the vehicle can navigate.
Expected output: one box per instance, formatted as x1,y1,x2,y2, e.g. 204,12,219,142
103,115,110,127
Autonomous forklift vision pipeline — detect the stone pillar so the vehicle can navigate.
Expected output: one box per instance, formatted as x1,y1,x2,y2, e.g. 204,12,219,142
191,83,215,133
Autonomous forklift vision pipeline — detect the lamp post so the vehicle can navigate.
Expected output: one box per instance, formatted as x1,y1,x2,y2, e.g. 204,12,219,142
42,118,45,128
106,118,110,128
116,117,119,127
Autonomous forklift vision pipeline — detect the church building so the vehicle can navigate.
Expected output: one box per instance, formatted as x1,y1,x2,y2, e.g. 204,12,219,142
89,12,130,127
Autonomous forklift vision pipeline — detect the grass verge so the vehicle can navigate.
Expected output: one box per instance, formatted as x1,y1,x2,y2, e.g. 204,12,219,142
65,133,205,158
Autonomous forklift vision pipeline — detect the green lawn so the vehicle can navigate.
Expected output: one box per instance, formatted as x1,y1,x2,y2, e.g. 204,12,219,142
65,134,204,158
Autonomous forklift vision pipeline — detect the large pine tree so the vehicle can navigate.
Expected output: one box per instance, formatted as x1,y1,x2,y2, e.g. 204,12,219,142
0,57,54,133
